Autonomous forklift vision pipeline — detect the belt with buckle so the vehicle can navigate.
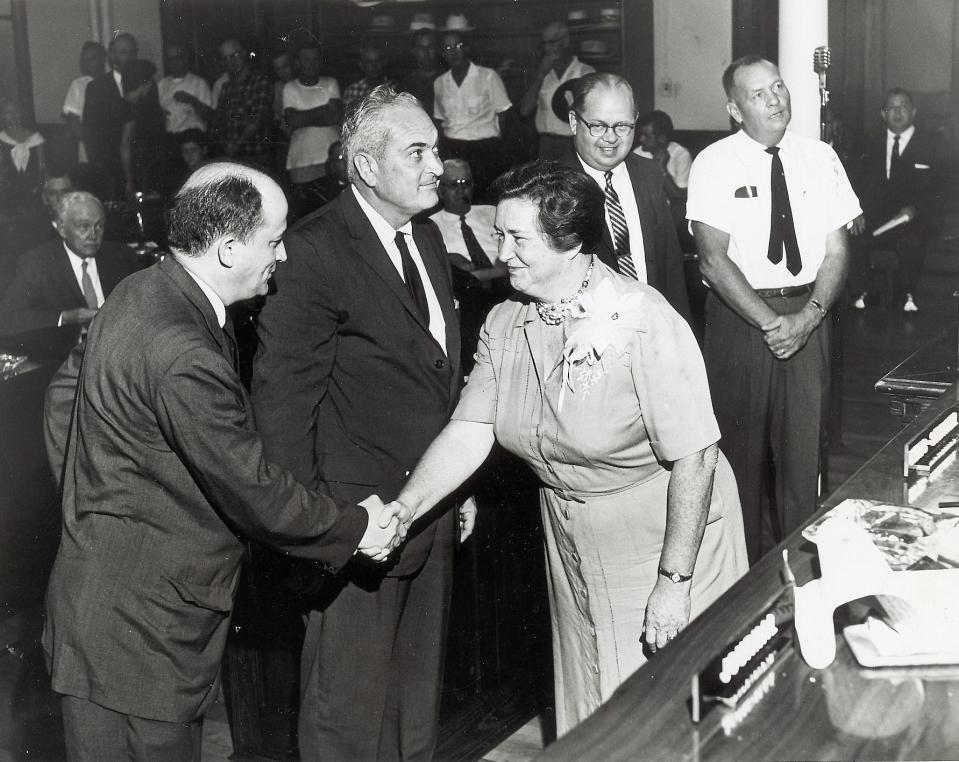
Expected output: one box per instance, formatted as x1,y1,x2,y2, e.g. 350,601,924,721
755,283,814,298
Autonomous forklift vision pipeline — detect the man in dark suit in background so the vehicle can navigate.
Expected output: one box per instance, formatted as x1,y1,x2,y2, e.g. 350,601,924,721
558,72,691,322
0,191,140,343
82,33,137,200
43,162,403,760
253,86,462,761
849,87,944,312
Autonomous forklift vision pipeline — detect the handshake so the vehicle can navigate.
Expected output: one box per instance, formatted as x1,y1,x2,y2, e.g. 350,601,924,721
356,496,415,562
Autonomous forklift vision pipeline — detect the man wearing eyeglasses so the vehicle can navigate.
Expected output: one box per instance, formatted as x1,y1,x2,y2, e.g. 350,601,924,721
433,31,513,200
560,72,691,322
208,39,273,168
519,22,594,160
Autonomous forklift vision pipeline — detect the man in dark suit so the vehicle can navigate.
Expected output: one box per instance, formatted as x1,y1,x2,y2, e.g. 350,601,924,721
43,162,404,760
82,33,137,200
850,87,944,312
0,191,140,350
252,86,462,761
558,72,691,322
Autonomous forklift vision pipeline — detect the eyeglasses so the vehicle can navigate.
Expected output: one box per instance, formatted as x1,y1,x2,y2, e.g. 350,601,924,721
441,178,472,187
442,43,465,52
573,112,635,138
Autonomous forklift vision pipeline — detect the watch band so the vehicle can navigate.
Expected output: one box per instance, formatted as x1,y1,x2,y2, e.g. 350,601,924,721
658,566,693,583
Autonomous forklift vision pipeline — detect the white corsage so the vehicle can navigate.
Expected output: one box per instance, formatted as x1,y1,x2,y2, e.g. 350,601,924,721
559,279,646,411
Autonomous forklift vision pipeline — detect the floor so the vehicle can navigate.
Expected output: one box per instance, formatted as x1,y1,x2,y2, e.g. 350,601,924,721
3,224,958,762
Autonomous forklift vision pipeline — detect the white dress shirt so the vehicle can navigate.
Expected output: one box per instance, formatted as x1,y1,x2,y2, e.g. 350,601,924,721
687,129,861,289
352,187,447,353
429,205,498,265
158,72,213,133
183,267,227,327
578,158,648,282
886,124,915,179
535,57,594,136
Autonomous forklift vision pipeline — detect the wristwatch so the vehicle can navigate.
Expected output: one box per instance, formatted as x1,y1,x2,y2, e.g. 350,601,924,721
658,566,693,583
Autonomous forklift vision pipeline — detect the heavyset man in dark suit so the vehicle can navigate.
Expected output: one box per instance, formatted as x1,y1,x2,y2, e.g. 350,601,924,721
42,163,404,760
558,72,691,322
0,191,140,337
849,87,944,312
252,86,462,761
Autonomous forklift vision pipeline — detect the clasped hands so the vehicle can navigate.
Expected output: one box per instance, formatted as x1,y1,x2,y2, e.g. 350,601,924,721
761,308,819,360
356,495,478,562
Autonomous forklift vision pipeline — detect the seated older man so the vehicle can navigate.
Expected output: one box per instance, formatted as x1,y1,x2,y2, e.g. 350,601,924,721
0,191,140,355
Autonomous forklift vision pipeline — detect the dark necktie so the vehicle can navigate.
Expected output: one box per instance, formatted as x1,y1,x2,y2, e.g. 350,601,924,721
80,259,99,309
460,214,489,269
603,171,637,279
765,147,802,276
889,135,901,180
395,231,430,322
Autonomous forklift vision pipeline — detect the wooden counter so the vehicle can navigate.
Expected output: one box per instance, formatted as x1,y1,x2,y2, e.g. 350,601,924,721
541,383,959,761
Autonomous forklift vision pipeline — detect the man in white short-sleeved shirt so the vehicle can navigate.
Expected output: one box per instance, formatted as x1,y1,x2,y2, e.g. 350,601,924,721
158,42,213,135
62,42,106,165
433,31,512,198
686,55,860,564
518,22,594,160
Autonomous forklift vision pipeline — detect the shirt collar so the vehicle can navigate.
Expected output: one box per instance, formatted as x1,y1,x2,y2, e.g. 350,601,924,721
351,185,412,245
888,125,915,142
62,241,93,263
734,127,793,153
577,154,627,183
182,267,227,327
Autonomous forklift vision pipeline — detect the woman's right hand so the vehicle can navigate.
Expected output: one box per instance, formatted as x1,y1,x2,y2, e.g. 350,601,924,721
642,577,691,653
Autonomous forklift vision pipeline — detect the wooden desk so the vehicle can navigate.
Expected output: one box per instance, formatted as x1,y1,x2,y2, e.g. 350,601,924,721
541,383,959,761
875,326,958,421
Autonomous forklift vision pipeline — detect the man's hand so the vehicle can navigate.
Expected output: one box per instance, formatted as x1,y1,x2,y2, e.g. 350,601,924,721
642,578,691,654
458,496,477,542
60,307,98,326
379,499,414,537
651,147,670,173
762,308,819,359
357,495,403,562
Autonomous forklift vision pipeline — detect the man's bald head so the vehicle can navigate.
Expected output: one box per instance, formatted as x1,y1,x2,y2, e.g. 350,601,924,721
167,162,284,258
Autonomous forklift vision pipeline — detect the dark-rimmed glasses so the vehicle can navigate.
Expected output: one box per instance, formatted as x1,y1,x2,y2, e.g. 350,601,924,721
573,112,635,138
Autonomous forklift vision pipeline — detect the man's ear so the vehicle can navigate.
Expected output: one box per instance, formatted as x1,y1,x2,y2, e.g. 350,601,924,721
216,236,236,268
726,101,742,125
568,111,577,135
354,153,377,188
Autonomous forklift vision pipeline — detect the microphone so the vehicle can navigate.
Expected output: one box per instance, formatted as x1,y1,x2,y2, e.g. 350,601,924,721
813,45,831,75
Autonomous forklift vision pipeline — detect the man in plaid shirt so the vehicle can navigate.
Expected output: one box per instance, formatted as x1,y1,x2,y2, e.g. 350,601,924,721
210,39,273,168
343,45,393,107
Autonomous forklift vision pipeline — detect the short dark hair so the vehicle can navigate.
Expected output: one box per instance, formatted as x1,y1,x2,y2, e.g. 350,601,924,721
81,41,105,56
638,110,674,140
109,32,138,53
492,161,605,253
722,54,768,97
167,171,264,258
176,128,207,148
570,72,634,116
885,87,914,107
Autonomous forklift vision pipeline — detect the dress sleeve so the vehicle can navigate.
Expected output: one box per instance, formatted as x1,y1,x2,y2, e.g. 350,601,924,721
630,293,720,462
451,319,497,424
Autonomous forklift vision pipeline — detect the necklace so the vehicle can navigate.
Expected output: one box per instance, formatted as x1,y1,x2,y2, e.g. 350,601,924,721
535,257,594,326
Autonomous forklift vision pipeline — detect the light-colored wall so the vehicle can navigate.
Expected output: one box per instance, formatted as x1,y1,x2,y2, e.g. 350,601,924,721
885,0,953,94
25,0,162,124
652,0,733,130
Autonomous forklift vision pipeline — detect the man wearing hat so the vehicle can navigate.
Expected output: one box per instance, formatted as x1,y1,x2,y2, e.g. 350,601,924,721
433,26,512,200
519,21,594,160
398,27,441,117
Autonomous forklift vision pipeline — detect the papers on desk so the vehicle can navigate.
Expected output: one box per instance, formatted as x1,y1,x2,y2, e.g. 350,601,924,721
793,515,959,670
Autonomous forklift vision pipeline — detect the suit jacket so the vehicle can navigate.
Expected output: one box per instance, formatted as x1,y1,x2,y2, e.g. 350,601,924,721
854,127,944,236
82,70,131,173
559,150,691,322
0,239,140,335
42,256,367,722
253,188,462,578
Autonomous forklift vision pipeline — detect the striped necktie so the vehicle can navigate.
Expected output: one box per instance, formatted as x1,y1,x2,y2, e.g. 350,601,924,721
603,171,637,279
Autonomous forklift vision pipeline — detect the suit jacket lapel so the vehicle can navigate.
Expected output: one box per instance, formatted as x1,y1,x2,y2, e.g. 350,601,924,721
626,160,660,287
341,191,432,334
53,244,85,305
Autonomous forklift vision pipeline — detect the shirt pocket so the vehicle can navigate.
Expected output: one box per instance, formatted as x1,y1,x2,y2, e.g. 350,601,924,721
465,94,489,117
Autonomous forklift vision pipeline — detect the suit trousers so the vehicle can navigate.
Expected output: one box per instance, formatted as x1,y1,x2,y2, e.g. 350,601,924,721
297,509,455,762
849,224,927,301
61,695,202,762
704,291,830,565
